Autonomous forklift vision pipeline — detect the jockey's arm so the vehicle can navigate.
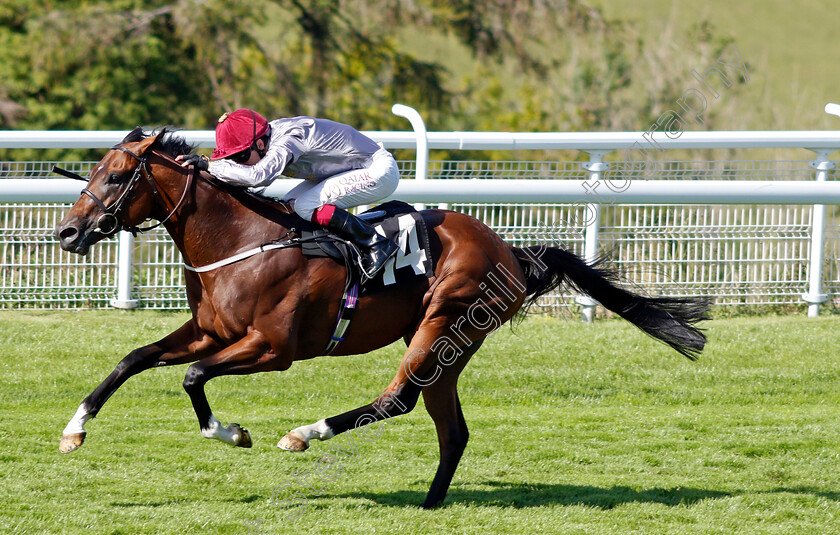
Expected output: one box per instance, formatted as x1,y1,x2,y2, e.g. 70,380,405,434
208,128,308,188
207,145,293,188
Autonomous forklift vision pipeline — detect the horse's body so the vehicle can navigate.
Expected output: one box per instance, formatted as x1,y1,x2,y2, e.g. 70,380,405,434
55,129,709,508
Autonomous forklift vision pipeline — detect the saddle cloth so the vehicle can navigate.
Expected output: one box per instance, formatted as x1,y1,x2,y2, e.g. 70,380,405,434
299,200,435,295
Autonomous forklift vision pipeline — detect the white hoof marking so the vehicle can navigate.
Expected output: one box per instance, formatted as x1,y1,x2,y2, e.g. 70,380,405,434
63,404,92,435
288,419,334,447
201,415,239,445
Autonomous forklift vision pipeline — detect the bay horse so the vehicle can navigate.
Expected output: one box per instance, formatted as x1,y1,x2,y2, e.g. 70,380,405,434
55,128,709,509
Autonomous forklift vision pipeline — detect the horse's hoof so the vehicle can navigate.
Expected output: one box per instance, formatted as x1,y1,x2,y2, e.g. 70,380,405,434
237,428,252,448
59,432,86,454
230,423,252,448
277,432,308,452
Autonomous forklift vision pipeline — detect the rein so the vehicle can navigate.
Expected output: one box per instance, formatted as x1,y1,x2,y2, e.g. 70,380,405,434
53,146,194,237
56,144,302,273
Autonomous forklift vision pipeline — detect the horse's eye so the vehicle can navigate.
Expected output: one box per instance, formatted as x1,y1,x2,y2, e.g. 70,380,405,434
107,173,122,184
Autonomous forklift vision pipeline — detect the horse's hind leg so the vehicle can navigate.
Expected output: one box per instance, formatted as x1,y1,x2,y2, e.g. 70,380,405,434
60,320,219,453
277,364,425,451
277,327,452,451
277,334,484,509
420,338,483,508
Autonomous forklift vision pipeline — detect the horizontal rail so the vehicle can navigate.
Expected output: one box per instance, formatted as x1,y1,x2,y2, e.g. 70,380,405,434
386,179,840,204
6,178,840,205
373,131,840,152
2,130,840,152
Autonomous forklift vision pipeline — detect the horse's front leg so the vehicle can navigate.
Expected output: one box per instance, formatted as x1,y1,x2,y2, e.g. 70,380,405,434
181,331,277,447
61,320,220,453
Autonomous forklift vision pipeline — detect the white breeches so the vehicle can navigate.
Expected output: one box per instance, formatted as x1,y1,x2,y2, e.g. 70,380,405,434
283,148,400,220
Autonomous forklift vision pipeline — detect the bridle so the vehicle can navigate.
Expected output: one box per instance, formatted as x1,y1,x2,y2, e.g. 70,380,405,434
53,145,194,236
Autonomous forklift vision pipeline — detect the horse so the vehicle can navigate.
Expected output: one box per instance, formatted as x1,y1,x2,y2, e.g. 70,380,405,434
54,127,710,509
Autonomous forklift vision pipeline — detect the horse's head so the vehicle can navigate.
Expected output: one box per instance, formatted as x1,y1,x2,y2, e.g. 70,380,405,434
56,127,190,255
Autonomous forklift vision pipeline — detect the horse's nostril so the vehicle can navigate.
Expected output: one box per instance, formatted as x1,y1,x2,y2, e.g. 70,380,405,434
58,226,79,242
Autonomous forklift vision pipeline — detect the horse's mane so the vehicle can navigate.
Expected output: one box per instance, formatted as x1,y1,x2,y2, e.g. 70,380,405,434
121,126,295,214
118,126,294,215
121,126,195,158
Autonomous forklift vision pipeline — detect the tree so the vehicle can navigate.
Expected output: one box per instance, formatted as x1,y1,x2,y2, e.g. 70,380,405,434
0,0,741,160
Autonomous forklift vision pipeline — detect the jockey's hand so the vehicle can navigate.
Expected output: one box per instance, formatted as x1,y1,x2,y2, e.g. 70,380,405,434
177,153,209,171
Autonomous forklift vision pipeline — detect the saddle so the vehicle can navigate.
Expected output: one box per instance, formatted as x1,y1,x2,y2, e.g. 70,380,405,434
228,191,436,356
228,183,435,293
295,200,436,356
297,200,435,295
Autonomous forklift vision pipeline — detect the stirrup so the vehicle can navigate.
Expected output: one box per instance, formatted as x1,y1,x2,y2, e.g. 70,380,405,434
358,239,399,280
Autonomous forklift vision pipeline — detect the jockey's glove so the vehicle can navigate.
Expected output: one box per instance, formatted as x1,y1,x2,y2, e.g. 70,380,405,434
180,153,209,171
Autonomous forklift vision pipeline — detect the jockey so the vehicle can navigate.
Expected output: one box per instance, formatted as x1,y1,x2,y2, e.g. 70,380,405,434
179,109,400,279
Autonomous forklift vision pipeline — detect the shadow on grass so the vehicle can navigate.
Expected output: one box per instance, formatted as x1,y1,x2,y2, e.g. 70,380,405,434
110,494,263,508
336,481,731,509
772,487,840,502
336,483,840,509
110,500,185,508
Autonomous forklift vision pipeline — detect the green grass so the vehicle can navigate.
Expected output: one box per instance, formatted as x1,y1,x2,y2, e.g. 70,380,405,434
1,311,839,534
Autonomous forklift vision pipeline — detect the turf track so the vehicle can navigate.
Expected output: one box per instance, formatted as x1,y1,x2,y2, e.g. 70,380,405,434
1,311,838,534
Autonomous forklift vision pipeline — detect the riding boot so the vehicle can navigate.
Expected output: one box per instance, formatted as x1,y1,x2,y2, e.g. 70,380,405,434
323,207,400,279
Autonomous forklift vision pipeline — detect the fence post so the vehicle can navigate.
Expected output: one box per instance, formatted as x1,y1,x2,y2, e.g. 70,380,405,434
578,151,609,322
391,104,428,211
110,230,139,309
802,150,835,317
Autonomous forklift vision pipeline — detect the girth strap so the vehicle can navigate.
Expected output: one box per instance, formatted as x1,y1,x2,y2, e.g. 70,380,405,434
322,280,360,356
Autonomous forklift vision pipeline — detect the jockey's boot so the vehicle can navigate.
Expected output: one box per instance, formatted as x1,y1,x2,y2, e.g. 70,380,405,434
324,207,399,279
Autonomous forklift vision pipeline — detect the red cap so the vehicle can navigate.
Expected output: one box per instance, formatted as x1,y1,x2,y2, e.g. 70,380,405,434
211,109,269,160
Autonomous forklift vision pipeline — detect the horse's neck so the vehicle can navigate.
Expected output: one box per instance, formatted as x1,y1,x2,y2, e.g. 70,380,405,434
154,161,295,269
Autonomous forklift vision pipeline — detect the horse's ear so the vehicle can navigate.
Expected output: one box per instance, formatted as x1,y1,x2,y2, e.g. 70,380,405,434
121,126,146,144
135,128,171,154
146,127,175,151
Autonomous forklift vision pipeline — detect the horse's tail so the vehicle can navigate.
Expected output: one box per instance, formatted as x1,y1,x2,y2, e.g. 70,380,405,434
512,245,711,360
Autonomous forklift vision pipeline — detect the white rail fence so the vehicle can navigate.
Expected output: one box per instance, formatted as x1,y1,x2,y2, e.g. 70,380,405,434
2,120,840,317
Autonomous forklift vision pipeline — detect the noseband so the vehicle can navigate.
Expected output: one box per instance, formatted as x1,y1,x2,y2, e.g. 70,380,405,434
54,146,194,236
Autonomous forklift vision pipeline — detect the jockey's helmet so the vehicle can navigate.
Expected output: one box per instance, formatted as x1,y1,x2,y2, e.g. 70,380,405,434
212,109,269,160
